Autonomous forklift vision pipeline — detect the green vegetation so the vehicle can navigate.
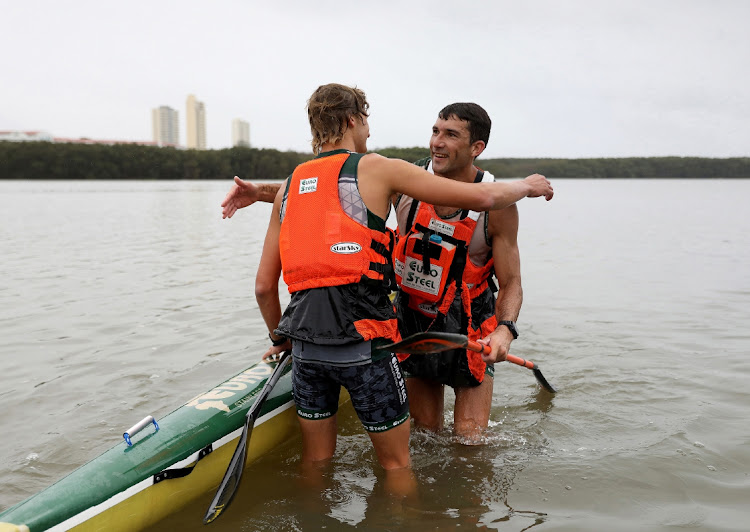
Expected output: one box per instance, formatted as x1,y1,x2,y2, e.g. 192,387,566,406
379,148,750,178
476,156,750,178
0,142,312,180
1,142,748,179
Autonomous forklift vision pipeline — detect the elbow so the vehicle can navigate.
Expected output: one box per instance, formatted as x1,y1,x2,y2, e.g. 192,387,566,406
480,196,495,211
475,188,495,211
254,278,277,303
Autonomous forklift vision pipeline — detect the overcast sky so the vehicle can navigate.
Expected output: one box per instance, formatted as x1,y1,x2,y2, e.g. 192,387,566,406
2,0,748,158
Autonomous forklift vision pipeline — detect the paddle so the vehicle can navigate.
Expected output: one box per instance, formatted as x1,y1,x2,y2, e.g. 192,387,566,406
203,350,293,524
385,332,557,393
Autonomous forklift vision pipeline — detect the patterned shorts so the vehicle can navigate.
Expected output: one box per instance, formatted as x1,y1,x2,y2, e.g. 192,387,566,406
292,352,409,433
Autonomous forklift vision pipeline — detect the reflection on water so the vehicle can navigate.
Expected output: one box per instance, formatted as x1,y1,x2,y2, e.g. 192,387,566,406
2,179,750,531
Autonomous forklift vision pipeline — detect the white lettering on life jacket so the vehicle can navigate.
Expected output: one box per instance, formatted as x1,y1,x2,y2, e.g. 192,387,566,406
402,257,442,296
299,177,318,194
428,219,455,237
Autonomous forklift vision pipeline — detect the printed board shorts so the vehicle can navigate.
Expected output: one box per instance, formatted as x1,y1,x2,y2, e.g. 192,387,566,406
292,348,409,433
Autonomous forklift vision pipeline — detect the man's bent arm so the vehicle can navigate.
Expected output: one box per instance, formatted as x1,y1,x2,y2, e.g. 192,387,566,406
255,187,290,358
482,205,523,364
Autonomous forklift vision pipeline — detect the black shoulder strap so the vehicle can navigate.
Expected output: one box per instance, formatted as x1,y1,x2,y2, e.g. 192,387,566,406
403,157,432,230
459,169,486,220
404,198,420,233
279,175,293,222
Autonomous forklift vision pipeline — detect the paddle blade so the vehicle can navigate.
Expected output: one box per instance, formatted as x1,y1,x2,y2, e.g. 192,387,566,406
506,354,557,393
532,368,557,394
387,332,557,393
385,332,473,354
203,428,250,524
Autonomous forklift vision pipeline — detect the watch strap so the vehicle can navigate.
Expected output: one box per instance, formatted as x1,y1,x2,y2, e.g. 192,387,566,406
269,333,287,346
497,320,519,339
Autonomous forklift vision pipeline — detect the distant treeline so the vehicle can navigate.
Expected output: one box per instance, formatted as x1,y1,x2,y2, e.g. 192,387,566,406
477,156,750,179
0,142,312,180
1,142,748,179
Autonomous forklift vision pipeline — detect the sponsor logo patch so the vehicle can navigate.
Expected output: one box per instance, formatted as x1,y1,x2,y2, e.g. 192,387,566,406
428,219,455,236
330,242,362,254
402,257,443,296
394,258,404,278
299,177,318,194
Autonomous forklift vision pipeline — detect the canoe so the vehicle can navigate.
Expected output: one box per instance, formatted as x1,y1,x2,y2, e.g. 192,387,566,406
0,356,337,532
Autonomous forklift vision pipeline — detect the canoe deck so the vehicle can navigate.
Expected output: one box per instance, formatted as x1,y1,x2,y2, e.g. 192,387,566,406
0,358,310,532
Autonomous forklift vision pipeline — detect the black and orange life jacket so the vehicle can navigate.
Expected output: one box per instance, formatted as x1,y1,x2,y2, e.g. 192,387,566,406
278,150,399,343
393,170,498,382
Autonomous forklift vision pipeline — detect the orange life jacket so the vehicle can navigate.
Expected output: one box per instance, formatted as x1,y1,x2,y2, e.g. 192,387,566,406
279,150,399,343
393,186,498,382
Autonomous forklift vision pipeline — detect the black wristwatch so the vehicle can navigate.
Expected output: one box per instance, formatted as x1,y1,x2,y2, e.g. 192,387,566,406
497,320,519,339
269,333,287,346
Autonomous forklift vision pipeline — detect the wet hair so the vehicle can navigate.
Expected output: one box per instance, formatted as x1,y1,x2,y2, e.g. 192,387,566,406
438,102,491,146
307,84,369,154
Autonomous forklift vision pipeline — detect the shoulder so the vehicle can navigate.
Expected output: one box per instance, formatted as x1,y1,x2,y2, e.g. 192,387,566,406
361,152,387,164
487,203,519,239
360,152,416,177
358,152,389,173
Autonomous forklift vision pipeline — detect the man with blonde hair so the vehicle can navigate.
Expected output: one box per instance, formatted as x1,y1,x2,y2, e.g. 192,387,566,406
249,83,553,488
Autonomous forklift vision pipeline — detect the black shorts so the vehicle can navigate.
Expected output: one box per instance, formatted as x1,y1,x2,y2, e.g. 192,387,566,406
292,350,409,433
400,350,494,388
395,288,495,388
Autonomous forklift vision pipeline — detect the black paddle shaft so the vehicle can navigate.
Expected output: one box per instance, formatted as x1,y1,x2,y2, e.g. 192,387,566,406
203,351,292,524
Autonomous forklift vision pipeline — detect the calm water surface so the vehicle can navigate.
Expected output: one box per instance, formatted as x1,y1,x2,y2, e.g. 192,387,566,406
1,179,749,531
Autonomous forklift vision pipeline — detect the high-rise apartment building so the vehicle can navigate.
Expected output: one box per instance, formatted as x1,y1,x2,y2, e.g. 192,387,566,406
186,94,206,150
151,106,179,146
232,118,250,147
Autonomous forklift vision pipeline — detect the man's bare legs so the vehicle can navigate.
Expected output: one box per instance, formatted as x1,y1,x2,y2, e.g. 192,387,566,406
368,420,416,498
298,415,338,463
454,376,494,443
405,377,445,432
407,375,494,442
298,414,415,496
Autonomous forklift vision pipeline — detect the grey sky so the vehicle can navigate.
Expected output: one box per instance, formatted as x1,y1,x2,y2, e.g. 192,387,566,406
1,0,748,158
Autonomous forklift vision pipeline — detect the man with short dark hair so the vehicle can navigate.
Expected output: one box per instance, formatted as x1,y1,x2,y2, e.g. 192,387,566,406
393,103,521,442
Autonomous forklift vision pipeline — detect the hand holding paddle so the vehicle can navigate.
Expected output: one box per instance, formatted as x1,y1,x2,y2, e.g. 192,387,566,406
385,332,557,393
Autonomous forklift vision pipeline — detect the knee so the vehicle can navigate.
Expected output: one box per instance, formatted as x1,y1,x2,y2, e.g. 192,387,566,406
410,413,443,433
453,420,485,444
380,455,411,471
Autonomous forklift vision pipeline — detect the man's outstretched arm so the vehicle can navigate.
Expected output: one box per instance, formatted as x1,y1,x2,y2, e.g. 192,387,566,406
221,176,282,219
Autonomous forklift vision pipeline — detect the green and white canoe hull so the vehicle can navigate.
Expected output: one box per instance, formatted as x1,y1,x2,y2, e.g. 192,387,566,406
0,357,328,532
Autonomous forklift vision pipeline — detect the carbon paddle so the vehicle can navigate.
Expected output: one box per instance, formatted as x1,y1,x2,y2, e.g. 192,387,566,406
386,332,557,393
203,350,293,524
